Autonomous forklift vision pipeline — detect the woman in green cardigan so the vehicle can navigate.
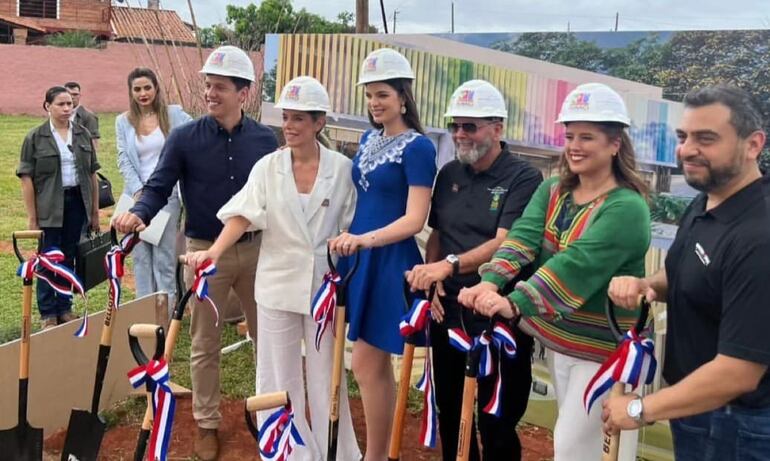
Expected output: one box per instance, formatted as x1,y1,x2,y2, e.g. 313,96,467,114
458,83,651,461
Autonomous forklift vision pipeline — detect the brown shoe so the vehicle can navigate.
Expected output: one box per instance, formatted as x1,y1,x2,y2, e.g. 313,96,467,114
41,317,58,330
57,312,79,324
194,427,219,461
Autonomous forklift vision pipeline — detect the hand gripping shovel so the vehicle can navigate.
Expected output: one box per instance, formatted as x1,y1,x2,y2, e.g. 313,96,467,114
326,247,359,461
0,230,44,461
127,324,166,461
388,281,436,461
61,228,138,461
601,297,650,461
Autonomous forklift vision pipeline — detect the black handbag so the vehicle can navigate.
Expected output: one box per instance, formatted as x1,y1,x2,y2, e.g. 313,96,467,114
75,231,111,291
97,172,115,209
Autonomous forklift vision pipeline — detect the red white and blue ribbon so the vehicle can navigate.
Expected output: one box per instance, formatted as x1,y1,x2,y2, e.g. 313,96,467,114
192,260,220,326
310,271,341,351
583,329,657,413
448,321,518,417
127,359,176,461
104,233,139,311
257,403,304,461
398,298,437,447
16,247,88,336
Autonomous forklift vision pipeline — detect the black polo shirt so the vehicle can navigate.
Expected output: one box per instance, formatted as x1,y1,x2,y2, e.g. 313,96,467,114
429,143,543,299
664,175,770,408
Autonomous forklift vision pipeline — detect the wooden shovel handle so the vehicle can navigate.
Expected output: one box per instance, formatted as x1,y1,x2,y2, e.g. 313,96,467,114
601,382,626,461
129,323,162,338
329,305,347,422
388,343,416,460
245,392,289,412
13,230,44,239
19,284,33,380
456,376,477,461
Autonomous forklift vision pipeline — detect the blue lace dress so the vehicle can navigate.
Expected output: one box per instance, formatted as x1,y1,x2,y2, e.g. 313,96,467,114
339,128,437,354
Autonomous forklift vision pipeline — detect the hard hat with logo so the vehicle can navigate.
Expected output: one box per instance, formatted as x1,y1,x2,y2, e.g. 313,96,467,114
556,83,630,126
274,76,331,112
199,45,255,82
444,79,508,119
357,48,415,85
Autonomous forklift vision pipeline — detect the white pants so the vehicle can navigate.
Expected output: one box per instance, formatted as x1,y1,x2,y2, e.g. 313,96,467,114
548,350,639,461
256,306,361,461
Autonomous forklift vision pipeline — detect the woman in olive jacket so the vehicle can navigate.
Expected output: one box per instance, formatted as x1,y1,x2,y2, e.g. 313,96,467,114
17,86,100,329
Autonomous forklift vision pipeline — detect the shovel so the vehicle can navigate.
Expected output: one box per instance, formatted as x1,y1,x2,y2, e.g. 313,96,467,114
326,246,359,461
244,391,291,441
165,257,194,362
60,228,138,461
388,281,436,461
128,323,166,461
456,318,486,461
0,230,44,461
602,297,650,461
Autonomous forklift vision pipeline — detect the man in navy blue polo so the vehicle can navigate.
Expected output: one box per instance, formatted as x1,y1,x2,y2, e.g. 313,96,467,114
114,45,277,460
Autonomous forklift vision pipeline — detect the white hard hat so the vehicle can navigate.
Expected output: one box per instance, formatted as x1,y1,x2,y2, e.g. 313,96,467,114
275,76,331,112
357,48,415,85
445,79,508,119
199,45,255,82
556,83,630,126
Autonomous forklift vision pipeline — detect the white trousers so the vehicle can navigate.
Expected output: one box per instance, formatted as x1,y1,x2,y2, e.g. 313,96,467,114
256,306,361,461
548,350,639,461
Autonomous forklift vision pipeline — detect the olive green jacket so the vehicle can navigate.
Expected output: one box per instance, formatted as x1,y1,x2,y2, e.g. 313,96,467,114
74,105,100,139
16,121,101,227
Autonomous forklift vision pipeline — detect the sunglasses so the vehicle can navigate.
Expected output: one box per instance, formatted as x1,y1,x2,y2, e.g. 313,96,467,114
447,121,497,134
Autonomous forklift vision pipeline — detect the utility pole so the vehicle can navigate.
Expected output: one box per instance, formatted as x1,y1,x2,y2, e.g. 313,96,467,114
393,9,399,33
451,1,455,33
567,21,570,32
356,0,369,33
379,0,389,33
614,12,619,31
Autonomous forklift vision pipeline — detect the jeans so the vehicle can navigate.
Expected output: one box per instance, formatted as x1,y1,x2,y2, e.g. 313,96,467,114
671,405,770,461
37,188,87,319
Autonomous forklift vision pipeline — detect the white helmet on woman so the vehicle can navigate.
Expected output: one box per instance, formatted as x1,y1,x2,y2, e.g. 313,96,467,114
445,80,508,119
556,83,630,126
275,76,331,112
357,48,415,85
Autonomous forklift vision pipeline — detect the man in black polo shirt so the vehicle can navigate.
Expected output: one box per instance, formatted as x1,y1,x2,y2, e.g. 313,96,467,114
606,85,770,460
407,80,542,461
114,45,278,461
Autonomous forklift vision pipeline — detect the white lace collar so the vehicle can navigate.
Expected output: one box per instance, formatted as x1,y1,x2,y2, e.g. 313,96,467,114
357,129,418,191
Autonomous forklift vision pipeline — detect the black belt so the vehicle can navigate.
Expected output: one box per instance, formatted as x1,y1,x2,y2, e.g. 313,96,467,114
63,186,80,194
236,231,259,243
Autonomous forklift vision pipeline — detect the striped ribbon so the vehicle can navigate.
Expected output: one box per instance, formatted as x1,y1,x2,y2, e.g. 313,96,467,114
192,260,219,326
104,233,139,312
16,248,87,336
310,271,341,351
257,403,305,461
398,297,437,447
448,321,518,417
583,328,656,413
128,359,176,461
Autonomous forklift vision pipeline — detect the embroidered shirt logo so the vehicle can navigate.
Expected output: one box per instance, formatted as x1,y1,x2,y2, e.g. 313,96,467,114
321,198,330,207
569,92,591,111
695,242,710,266
457,90,475,106
488,186,508,211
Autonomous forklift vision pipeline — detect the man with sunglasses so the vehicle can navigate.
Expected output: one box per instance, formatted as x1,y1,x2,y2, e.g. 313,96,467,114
406,80,542,461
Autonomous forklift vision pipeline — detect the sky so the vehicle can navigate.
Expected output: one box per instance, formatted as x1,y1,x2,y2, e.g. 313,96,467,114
158,0,770,33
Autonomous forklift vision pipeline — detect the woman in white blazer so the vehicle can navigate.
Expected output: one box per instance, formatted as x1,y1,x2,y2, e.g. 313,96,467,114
186,76,360,461
116,67,192,310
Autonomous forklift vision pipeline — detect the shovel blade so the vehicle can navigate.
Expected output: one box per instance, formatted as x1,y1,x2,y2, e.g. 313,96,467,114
59,409,106,461
0,422,44,461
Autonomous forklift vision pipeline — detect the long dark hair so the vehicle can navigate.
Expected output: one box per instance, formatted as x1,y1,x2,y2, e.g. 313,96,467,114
43,86,70,111
126,67,170,137
366,78,425,134
558,122,649,198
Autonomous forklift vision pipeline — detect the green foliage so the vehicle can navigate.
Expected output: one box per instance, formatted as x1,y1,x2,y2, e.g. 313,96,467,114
760,150,770,175
45,30,99,48
198,0,370,50
649,193,690,224
493,33,606,73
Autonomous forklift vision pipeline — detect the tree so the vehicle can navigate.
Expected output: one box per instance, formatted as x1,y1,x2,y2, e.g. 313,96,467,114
601,34,668,87
491,33,606,74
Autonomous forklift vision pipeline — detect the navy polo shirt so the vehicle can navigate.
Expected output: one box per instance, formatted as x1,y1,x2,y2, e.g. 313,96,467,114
664,175,770,408
132,114,278,242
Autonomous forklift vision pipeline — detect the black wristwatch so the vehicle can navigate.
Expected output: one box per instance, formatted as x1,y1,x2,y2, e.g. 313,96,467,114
445,254,460,277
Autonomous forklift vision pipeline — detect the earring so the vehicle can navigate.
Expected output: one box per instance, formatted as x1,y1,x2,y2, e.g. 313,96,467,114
613,151,618,157
400,105,407,115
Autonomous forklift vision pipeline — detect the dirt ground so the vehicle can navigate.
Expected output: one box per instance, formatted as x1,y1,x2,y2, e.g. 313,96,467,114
45,396,554,460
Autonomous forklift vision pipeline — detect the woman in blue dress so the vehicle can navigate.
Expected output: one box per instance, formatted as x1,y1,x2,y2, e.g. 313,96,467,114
329,48,437,460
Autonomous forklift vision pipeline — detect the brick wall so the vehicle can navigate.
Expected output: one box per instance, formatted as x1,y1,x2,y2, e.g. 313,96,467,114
0,42,264,115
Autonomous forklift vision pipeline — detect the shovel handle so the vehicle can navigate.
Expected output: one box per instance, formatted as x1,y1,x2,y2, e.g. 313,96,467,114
388,342,416,461
456,375,477,461
13,230,44,240
327,304,347,460
129,323,163,338
602,382,626,461
245,391,289,412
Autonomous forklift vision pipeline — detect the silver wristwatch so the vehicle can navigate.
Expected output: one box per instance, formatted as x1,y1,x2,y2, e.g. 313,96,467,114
445,254,460,276
626,397,644,424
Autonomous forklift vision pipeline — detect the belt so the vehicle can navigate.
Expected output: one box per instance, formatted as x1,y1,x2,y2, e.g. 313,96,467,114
236,231,259,243
63,185,80,193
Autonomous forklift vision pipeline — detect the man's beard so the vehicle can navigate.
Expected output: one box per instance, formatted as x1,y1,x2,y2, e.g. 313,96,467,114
456,137,493,164
682,146,744,192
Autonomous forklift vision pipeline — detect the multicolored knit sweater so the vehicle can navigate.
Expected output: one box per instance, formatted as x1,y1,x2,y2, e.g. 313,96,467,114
480,176,651,362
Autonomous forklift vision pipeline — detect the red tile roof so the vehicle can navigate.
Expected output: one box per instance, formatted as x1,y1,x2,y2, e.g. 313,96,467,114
110,6,196,45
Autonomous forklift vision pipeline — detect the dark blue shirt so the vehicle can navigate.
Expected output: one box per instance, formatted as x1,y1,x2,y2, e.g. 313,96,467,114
131,114,278,241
